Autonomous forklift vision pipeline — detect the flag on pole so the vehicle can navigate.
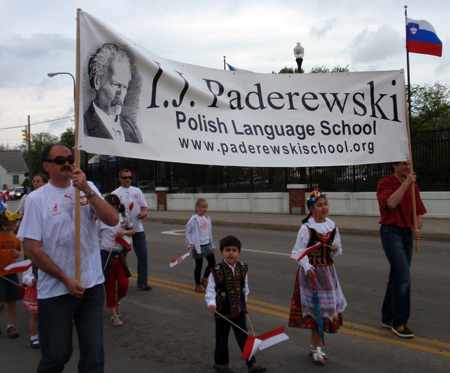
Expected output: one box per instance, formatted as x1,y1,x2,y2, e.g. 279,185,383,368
257,327,290,350
169,250,191,268
226,62,253,73
226,63,237,71
241,335,263,360
406,18,442,57
4,259,32,274
291,242,323,263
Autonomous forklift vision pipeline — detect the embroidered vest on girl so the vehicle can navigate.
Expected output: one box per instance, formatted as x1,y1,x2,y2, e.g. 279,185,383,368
306,226,336,266
212,261,248,319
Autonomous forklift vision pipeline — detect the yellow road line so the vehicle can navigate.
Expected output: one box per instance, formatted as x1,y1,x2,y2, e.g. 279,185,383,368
131,274,450,357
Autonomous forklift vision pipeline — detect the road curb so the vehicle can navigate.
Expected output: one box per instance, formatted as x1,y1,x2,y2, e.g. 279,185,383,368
146,217,449,241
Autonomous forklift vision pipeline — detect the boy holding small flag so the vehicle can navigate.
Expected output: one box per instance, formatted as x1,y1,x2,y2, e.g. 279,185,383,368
205,235,266,373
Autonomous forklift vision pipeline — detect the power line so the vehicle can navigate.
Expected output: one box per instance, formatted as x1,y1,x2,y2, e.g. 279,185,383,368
0,115,74,131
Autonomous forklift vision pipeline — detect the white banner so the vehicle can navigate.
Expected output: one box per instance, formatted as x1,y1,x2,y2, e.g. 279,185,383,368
78,11,410,167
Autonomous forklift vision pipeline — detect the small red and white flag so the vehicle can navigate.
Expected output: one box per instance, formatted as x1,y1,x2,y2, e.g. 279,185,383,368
169,250,190,268
4,259,32,274
257,327,290,350
291,242,323,263
241,335,262,360
115,236,131,251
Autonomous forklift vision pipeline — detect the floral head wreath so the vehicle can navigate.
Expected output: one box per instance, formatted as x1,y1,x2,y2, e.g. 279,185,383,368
305,188,326,204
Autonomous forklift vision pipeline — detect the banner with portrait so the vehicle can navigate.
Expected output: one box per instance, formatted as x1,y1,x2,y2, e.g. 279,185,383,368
78,11,410,167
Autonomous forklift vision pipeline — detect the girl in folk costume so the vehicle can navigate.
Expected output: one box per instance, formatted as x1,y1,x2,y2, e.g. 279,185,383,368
288,188,347,365
22,265,39,348
99,194,134,327
185,198,216,293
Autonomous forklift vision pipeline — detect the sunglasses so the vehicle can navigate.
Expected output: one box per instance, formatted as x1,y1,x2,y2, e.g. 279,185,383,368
45,156,75,165
120,176,132,180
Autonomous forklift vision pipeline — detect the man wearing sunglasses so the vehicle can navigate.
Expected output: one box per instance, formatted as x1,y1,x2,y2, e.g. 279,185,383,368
18,143,119,372
113,169,151,291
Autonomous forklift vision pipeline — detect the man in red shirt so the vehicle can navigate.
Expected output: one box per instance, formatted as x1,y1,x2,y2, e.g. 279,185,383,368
377,161,426,338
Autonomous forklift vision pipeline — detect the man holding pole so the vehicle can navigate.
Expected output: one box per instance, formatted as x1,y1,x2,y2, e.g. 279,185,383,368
18,143,118,372
376,160,426,338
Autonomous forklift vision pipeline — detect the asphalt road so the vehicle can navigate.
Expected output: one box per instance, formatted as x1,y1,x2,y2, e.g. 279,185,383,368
1,219,449,372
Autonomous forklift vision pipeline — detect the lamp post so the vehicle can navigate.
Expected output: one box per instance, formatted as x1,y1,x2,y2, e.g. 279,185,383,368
293,43,307,184
47,71,86,170
47,72,76,113
293,42,304,73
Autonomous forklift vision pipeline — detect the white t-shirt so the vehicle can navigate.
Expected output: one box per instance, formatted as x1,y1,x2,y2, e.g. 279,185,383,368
197,215,210,245
112,186,148,233
17,182,104,299
99,212,133,252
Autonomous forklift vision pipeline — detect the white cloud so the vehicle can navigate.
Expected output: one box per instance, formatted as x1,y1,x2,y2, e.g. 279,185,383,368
0,0,449,146
348,25,403,66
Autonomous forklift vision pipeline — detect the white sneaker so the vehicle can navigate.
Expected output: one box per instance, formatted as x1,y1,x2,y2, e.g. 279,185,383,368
110,316,123,327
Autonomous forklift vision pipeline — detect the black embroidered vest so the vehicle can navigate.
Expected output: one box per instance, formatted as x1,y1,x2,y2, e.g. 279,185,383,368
212,261,248,318
307,226,336,266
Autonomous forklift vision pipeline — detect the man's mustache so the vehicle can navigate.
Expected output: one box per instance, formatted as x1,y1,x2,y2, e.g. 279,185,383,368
60,166,73,172
111,98,124,107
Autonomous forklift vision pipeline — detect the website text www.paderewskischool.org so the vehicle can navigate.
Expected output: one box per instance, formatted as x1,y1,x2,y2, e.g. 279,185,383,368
178,137,375,157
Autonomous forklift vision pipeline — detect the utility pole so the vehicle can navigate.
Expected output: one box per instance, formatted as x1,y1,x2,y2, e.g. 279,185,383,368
26,115,32,182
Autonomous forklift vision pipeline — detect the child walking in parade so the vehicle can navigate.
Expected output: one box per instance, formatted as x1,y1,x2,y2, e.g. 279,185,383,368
0,210,22,339
186,198,216,293
22,265,39,348
99,194,134,327
288,188,347,365
205,235,267,373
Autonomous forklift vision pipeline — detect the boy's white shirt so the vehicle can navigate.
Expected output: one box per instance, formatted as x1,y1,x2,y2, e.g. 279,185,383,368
205,260,249,307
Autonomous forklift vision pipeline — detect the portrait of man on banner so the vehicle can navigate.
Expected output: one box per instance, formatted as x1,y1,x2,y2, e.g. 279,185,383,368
83,43,142,143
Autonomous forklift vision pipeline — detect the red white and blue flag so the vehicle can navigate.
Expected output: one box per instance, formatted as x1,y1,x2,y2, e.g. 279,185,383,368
406,17,442,57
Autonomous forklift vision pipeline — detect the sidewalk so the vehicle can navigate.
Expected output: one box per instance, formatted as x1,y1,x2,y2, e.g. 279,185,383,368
147,210,450,242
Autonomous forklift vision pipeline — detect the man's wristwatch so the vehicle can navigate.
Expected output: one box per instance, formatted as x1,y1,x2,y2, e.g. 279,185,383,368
85,190,97,199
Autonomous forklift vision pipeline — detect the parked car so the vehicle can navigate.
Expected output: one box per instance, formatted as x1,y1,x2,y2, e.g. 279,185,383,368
11,186,26,200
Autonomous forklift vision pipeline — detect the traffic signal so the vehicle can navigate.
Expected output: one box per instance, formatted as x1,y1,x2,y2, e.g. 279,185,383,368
22,128,30,142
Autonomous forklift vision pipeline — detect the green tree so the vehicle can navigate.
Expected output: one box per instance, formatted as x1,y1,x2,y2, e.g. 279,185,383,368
309,64,349,73
275,64,349,74
274,66,299,74
20,132,58,176
410,82,450,130
60,127,75,147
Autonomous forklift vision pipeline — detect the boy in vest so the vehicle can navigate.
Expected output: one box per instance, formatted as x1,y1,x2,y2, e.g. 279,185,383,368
205,235,266,373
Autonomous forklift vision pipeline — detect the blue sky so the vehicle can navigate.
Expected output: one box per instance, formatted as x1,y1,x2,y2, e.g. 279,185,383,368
0,0,448,146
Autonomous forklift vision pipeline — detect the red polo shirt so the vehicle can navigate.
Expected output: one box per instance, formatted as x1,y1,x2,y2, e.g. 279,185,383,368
377,174,427,228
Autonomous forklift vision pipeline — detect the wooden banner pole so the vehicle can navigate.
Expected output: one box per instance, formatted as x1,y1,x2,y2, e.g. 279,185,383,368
74,9,82,280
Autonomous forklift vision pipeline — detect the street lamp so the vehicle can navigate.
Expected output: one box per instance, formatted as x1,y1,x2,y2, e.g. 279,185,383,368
47,72,76,113
293,42,307,184
293,42,304,73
